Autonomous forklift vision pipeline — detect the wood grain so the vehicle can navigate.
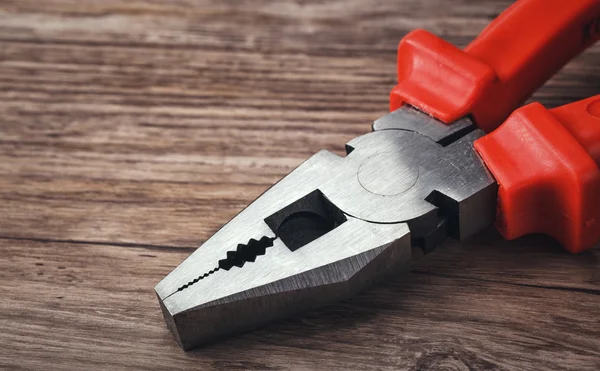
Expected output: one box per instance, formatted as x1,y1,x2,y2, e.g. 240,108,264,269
0,0,599,370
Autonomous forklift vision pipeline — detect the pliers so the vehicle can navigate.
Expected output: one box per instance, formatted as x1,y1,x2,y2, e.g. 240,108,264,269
155,0,600,350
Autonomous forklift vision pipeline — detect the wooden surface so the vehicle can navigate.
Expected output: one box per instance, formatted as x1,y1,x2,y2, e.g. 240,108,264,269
1,0,599,370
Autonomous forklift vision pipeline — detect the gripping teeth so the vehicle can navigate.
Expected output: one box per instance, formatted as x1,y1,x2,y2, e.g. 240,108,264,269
175,236,275,293
176,268,220,292
218,236,275,270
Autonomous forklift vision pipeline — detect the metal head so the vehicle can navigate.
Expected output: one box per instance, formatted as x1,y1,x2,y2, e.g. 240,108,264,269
155,107,498,350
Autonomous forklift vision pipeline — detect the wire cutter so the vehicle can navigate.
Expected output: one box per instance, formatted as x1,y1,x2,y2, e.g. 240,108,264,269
155,0,600,350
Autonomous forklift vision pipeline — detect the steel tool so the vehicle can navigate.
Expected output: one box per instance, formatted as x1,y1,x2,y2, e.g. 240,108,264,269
156,0,600,350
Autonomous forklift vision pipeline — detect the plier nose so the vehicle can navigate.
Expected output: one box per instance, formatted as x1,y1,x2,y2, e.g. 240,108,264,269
155,147,413,350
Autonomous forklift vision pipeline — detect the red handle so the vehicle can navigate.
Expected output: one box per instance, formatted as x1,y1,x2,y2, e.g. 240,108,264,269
390,0,600,132
474,95,600,253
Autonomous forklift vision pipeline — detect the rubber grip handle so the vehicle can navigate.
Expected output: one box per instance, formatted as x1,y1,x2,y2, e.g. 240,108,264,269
390,0,600,132
474,95,600,253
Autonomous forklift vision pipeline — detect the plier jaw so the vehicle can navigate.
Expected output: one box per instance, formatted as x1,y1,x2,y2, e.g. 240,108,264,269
155,144,414,350
155,107,497,350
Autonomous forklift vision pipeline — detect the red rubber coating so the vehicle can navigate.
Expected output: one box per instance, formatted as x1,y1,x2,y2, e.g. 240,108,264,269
474,96,600,253
390,0,600,132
